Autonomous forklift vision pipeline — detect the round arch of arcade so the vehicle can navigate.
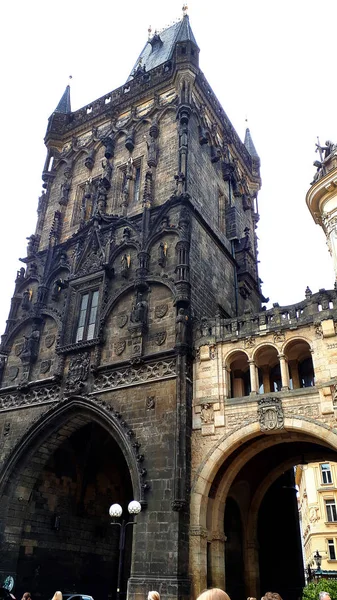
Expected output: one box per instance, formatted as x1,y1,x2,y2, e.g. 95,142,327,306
189,417,337,599
223,336,314,398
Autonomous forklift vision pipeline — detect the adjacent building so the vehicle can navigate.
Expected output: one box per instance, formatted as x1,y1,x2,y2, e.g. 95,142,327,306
297,461,337,571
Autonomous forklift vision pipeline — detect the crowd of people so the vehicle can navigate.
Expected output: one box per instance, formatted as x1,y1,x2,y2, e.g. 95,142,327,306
0,587,332,600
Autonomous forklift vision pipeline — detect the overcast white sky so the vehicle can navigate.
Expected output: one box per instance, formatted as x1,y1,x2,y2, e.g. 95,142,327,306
1,0,336,334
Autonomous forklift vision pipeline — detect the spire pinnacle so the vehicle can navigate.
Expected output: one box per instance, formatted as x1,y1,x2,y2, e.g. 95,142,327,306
244,127,259,159
54,84,71,114
182,4,188,16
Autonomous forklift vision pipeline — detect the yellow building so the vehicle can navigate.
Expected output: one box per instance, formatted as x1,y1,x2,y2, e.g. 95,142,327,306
297,461,337,571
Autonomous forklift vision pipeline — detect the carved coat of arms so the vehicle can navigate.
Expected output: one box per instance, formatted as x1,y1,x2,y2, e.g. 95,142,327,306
257,397,284,432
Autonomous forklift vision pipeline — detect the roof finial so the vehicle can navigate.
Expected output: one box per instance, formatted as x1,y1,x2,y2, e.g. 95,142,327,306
148,25,152,41
182,4,188,16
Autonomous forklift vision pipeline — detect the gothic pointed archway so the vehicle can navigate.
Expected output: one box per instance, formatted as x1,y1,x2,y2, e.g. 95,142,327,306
0,397,145,600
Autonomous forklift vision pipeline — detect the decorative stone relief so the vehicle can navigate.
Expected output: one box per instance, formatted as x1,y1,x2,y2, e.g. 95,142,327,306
200,403,214,424
3,422,10,436
45,334,56,348
154,331,166,346
155,304,168,319
117,314,128,328
8,366,19,381
146,396,155,410
314,322,323,338
257,397,284,432
273,331,285,343
0,385,61,411
93,359,176,392
65,352,90,394
284,403,319,418
40,360,51,374
309,506,320,523
244,337,255,349
14,342,24,357
115,340,126,356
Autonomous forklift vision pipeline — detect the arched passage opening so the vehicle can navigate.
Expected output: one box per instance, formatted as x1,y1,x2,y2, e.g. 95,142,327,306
191,422,337,600
0,400,140,600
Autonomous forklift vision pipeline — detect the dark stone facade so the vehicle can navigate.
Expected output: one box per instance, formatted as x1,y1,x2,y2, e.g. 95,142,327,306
0,15,262,600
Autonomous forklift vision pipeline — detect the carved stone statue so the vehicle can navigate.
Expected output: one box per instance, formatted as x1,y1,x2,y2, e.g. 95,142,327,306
16,267,25,282
121,253,131,278
176,308,188,345
60,180,71,206
102,159,112,189
21,328,40,363
26,235,37,257
130,294,148,325
21,289,32,310
158,242,167,267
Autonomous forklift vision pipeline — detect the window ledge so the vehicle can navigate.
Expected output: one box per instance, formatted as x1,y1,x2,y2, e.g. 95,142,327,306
325,521,337,525
56,337,100,354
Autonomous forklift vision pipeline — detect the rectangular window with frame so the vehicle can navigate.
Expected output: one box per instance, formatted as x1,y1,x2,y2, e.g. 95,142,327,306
75,290,99,342
133,166,141,202
321,463,333,485
328,538,336,560
325,499,337,522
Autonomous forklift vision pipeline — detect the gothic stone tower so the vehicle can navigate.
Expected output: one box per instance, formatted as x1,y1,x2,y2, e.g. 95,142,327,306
0,14,262,600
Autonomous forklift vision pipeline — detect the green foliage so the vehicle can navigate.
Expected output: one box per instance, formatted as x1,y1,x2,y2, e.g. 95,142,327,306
303,579,337,600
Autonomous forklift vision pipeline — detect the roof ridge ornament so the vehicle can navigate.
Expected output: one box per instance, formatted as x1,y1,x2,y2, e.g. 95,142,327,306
182,3,188,16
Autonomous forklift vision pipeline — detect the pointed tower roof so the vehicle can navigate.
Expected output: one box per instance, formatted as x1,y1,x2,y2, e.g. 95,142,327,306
127,14,199,81
54,85,71,114
244,128,259,159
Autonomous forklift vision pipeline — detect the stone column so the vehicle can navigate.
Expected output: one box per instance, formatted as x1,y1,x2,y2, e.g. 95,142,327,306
278,353,290,390
223,365,230,399
245,539,260,599
289,359,300,389
249,360,258,395
261,365,271,393
210,531,226,589
190,526,208,599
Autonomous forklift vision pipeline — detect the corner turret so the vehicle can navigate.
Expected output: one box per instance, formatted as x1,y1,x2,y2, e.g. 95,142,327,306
306,140,337,281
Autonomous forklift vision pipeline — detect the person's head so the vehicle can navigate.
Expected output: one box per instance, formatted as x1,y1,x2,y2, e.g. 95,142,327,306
148,592,160,600
319,593,331,600
51,592,62,600
197,589,231,600
22,593,31,600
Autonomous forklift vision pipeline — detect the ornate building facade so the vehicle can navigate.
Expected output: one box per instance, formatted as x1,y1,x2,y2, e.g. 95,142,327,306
1,11,337,600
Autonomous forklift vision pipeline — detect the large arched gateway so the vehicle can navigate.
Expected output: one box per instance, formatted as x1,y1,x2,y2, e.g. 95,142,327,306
0,397,143,600
191,420,337,600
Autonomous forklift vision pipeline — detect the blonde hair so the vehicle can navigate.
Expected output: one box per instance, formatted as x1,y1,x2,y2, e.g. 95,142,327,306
197,589,231,600
51,593,62,600
148,592,160,600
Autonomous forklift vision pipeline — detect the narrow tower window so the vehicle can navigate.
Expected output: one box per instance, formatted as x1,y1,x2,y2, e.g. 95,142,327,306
75,290,99,342
133,167,141,202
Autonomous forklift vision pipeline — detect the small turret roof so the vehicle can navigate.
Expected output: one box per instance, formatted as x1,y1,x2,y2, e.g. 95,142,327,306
54,85,71,114
127,14,199,81
244,127,259,159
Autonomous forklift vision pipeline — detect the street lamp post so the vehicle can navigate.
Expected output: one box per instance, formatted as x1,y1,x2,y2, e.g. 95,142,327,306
109,500,142,600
